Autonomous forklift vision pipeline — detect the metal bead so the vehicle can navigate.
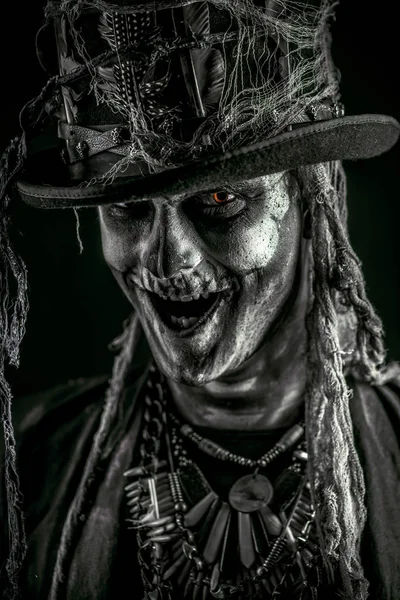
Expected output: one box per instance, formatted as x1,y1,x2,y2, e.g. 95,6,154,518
198,438,224,458
75,140,89,160
185,531,195,543
181,424,193,436
60,148,69,164
110,126,129,145
333,101,345,118
293,450,308,462
278,424,304,452
193,557,204,571
147,534,174,543
182,541,197,559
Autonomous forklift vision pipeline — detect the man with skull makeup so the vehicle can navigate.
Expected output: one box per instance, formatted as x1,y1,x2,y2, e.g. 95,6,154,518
1,0,400,599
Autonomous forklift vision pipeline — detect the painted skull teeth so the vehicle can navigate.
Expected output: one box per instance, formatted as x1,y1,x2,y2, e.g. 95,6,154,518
150,291,220,330
160,291,210,301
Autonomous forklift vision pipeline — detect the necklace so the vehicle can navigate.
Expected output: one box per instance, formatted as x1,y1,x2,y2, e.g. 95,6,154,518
169,410,305,515
169,411,305,470
124,366,322,600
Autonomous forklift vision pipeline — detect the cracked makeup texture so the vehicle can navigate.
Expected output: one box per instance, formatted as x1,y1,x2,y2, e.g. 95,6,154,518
99,172,301,385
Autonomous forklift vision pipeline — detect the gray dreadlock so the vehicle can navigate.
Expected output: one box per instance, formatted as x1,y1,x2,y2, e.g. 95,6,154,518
0,136,29,600
298,160,400,600
0,69,63,599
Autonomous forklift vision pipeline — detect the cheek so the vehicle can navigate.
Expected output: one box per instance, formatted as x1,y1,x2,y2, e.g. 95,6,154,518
206,195,299,274
224,217,280,271
99,211,140,273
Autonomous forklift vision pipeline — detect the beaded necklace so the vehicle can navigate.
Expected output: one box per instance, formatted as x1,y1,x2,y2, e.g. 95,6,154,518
124,366,323,599
169,411,305,468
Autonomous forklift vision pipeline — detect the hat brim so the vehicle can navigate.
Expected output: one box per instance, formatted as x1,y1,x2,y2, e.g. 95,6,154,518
16,114,400,209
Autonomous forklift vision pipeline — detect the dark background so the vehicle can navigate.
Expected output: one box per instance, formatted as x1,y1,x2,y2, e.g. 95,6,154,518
1,1,399,397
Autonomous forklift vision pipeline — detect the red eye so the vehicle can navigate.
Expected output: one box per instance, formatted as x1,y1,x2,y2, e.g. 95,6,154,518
213,191,231,203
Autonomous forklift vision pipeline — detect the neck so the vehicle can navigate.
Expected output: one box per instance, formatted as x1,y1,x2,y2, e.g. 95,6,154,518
167,242,311,431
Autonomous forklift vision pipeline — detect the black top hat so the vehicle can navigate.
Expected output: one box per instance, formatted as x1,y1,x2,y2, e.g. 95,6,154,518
15,0,399,209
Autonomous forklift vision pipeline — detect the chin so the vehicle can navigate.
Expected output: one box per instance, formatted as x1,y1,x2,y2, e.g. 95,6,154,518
143,315,262,386
144,332,227,386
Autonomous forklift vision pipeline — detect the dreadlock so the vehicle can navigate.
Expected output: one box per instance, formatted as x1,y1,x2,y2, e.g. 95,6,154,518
297,161,400,600
0,133,142,600
0,136,29,600
0,71,62,600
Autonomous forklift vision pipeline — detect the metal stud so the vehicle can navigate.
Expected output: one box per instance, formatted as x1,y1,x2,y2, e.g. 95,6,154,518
75,140,89,160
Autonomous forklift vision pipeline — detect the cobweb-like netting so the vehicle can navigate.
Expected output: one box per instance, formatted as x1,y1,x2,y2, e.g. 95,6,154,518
45,0,339,184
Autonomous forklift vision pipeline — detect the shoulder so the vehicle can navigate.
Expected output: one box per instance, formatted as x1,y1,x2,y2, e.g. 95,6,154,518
1,365,149,597
349,370,400,448
0,376,110,593
349,370,400,481
12,375,109,448
6,361,149,521
13,375,108,439
12,357,150,446
349,370,400,600
8,376,111,531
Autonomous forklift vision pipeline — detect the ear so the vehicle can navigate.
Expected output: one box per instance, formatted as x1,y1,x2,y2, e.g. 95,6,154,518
302,207,311,239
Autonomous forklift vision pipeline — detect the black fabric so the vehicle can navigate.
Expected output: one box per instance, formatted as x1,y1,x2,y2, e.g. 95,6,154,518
349,379,400,600
16,115,400,209
1,371,400,599
0,376,107,599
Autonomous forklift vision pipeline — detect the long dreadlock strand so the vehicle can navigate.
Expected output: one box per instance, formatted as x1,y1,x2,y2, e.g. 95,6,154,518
322,201,386,381
299,160,395,600
304,165,400,599
49,313,142,600
0,71,89,598
0,136,29,600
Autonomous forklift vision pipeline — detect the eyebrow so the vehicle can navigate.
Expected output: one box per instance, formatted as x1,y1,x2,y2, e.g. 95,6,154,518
181,178,267,200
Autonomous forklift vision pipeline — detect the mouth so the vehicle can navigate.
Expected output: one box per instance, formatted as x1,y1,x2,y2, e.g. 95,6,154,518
149,291,223,333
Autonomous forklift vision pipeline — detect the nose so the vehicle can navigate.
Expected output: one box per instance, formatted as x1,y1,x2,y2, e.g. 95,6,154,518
145,203,203,279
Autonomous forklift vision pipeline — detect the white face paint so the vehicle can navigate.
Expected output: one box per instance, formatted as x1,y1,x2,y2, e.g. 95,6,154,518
99,172,302,385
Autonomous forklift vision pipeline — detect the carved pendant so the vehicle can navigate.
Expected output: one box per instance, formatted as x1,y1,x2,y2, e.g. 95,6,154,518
228,474,273,513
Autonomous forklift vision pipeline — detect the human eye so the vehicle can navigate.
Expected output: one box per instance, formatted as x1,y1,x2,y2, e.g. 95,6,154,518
191,189,246,218
107,199,151,219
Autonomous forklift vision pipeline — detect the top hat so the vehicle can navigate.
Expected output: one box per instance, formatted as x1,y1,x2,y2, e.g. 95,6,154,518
15,0,399,209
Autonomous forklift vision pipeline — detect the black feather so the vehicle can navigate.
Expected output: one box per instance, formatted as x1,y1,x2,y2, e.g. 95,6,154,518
173,2,225,116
